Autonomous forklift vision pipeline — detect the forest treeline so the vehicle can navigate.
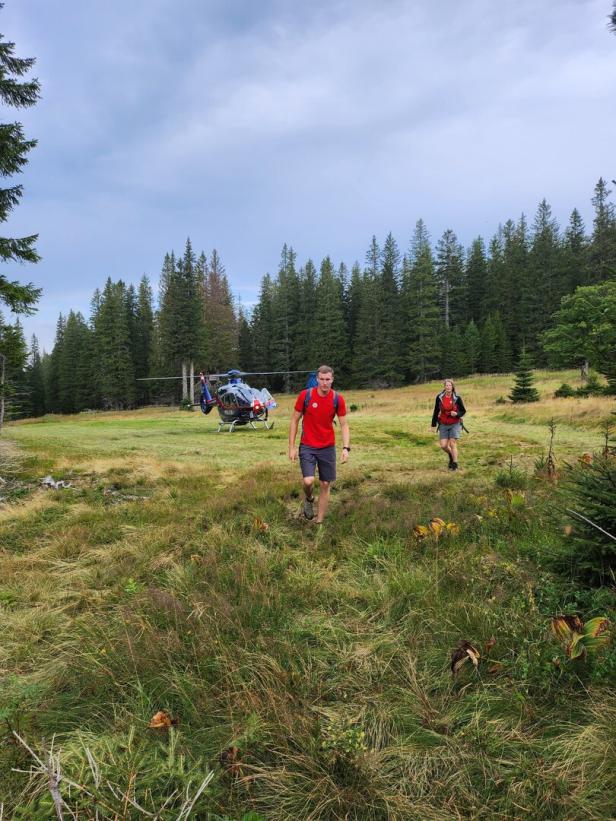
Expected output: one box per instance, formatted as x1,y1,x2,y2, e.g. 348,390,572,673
1,178,616,416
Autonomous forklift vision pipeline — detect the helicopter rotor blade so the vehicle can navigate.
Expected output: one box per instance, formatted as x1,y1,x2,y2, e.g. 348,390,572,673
136,376,185,381
137,368,314,381
225,370,313,377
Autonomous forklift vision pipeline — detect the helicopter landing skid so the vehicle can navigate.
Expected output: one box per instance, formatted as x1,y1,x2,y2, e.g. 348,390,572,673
216,418,274,433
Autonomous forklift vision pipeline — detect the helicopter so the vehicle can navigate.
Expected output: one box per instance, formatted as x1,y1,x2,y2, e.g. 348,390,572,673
140,369,312,432
200,369,280,432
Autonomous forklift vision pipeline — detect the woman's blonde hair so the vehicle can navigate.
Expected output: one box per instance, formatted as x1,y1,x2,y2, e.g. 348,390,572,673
443,378,456,393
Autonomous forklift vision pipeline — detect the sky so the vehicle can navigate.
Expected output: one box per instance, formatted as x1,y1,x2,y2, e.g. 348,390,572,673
3,0,616,351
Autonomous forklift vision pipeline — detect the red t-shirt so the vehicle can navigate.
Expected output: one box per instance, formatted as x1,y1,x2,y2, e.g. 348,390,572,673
438,394,459,425
294,388,347,448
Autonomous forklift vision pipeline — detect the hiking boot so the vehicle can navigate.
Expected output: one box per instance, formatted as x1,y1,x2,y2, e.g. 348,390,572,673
303,496,315,520
447,452,454,469
451,462,458,471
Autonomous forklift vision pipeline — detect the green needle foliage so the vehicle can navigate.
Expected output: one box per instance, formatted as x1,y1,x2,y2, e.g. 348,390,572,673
0,5,41,314
509,348,540,403
563,454,616,582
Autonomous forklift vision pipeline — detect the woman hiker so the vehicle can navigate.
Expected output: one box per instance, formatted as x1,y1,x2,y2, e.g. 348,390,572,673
431,379,466,471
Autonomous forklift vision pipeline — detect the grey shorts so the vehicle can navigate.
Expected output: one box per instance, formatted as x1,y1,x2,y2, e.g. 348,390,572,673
299,444,337,482
438,422,461,440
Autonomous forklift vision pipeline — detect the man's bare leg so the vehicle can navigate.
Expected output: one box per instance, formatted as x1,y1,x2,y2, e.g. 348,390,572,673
302,476,316,519
303,476,315,500
316,481,330,523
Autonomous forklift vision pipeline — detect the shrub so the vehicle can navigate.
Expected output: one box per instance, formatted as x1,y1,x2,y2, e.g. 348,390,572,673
561,455,616,582
495,457,529,489
576,372,605,397
554,383,575,398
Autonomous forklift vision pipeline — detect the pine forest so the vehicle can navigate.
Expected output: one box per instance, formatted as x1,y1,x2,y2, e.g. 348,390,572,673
3,178,616,417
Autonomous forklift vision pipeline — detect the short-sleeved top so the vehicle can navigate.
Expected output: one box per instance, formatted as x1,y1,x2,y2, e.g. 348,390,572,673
294,388,347,448
438,394,459,426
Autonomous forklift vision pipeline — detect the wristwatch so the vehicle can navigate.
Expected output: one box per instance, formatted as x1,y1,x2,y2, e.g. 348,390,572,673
343,446,351,452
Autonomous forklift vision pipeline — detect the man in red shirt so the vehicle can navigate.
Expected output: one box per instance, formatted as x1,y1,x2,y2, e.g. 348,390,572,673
288,365,350,523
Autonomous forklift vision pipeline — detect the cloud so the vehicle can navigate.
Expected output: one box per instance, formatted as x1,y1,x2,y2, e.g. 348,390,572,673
5,0,616,352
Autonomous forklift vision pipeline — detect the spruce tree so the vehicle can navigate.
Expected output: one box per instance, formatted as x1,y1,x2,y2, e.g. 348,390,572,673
440,326,468,377
465,237,487,325
0,11,41,313
480,315,498,373
589,178,616,283
46,314,66,413
378,232,404,384
203,248,238,372
482,228,505,320
0,312,28,424
179,238,204,368
509,348,540,403
493,311,512,372
562,208,589,291
93,279,136,409
502,215,529,360
527,199,562,360
294,258,318,372
345,261,363,355
463,320,482,375
436,229,466,329
25,333,45,416
58,310,92,413
134,276,154,405
251,274,275,375
237,305,254,372
157,251,182,382
352,237,385,385
270,244,300,389
403,220,442,382
313,256,349,381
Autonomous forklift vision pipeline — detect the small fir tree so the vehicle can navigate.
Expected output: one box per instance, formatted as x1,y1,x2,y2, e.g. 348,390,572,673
509,348,540,403
563,454,616,582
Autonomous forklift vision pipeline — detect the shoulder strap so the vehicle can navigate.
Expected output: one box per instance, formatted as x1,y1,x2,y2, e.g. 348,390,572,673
303,388,339,415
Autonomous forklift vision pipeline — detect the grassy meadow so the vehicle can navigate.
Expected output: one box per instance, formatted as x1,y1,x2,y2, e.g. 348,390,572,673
1,370,615,820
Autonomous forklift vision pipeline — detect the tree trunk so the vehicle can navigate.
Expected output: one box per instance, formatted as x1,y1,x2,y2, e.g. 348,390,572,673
182,361,188,401
581,359,589,382
189,361,194,405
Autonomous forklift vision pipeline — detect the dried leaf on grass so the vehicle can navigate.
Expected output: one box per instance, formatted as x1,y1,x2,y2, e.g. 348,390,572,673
148,710,178,729
413,517,460,541
220,745,242,776
451,641,481,675
551,615,611,660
